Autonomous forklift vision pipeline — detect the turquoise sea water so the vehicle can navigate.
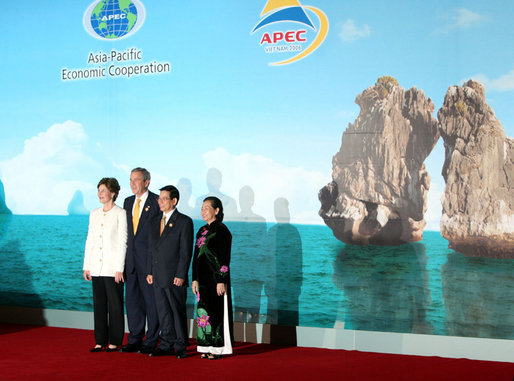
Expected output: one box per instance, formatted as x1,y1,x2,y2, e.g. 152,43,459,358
0,215,513,339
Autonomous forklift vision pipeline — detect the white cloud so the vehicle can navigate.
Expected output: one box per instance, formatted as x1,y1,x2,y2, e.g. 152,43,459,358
453,8,483,28
0,121,103,214
0,121,179,215
201,147,329,225
471,69,514,92
339,19,370,43
0,122,129,214
435,8,486,34
149,172,178,192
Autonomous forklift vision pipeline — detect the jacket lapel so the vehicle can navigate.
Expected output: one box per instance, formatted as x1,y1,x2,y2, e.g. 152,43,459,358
159,209,178,241
135,194,153,235
127,196,135,236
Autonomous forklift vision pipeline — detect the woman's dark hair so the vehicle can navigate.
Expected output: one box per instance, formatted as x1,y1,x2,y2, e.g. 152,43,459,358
97,177,121,201
204,196,224,222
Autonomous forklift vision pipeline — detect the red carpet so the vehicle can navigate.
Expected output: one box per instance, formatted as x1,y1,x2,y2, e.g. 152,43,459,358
0,323,512,380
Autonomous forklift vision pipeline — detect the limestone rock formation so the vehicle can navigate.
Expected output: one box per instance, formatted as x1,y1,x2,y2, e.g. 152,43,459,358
438,80,514,258
67,190,89,215
0,178,12,215
319,77,439,245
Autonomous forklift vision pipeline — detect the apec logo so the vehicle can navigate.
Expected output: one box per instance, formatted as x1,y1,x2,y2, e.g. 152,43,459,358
83,0,146,41
251,0,329,66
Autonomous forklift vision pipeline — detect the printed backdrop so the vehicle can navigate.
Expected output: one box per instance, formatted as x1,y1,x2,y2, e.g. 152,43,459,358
0,1,513,340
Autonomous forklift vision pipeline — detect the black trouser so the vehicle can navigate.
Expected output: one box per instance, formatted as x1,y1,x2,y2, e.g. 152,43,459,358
92,276,124,346
154,285,188,352
125,269,159,347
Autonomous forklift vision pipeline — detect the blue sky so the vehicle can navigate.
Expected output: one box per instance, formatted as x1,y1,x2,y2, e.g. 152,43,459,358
0,1,512,228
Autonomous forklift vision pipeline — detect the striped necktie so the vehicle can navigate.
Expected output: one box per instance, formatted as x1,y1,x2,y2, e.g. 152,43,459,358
133,198,141,235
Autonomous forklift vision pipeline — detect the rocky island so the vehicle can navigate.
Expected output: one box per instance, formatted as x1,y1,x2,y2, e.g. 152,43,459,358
320,77,514,258
319,77,439,245
438,80,514,258
0,178,12,215
67,190,89,216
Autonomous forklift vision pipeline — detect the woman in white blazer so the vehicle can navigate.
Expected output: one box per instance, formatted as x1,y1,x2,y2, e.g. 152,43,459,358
83,177,127,352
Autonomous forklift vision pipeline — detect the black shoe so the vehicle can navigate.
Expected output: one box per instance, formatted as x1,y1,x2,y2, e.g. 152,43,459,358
175,350,187,359
138,346,154,354
120,343,141,353
105,346,120,352
89,346,103,352
149,348,174,357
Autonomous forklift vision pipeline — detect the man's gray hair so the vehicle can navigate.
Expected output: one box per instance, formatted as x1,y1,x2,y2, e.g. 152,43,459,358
131,167,151,182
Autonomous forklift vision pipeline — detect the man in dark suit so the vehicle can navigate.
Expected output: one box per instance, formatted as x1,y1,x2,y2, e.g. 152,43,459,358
121,167,160,354
147,185,193,358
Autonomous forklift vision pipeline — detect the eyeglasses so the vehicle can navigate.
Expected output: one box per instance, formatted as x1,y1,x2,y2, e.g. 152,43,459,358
158,197,171,201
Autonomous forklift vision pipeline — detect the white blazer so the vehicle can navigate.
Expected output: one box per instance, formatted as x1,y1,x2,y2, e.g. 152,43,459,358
83,204,128,277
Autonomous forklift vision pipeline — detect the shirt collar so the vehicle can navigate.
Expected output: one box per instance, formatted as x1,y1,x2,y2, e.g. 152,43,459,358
136,190,149,205
163,208,176,223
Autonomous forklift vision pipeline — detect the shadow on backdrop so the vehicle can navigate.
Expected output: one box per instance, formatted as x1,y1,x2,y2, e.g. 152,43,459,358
442,252,514,339
231,186,267,324
0,214,47,331
332,242,432,334
176,177,195,218
194,168,239,221
265,197,302,345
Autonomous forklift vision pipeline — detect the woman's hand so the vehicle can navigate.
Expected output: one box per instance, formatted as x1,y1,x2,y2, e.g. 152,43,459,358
216,283,226,296
115,271,124,283
83,270,91,281
192,280,199,295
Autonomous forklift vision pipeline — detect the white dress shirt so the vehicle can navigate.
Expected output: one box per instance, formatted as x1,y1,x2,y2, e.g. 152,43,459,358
83,204,128,277
162,208,176,225
132,190,149,219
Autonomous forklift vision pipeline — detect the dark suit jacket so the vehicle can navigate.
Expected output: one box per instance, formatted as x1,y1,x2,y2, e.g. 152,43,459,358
148,209,194,288
124,191,160,275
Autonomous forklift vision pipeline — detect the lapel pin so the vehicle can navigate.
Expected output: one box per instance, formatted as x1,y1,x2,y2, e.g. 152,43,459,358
145,206,150,211
169,223,173,228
